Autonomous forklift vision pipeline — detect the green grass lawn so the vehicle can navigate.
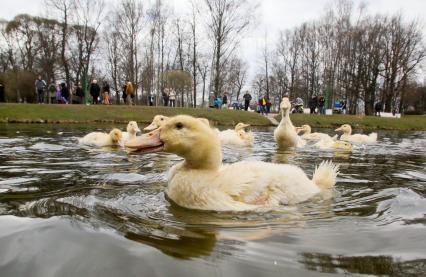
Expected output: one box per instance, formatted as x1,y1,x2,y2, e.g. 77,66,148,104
279,113,426,131
0,104,424,130
0,103,271,126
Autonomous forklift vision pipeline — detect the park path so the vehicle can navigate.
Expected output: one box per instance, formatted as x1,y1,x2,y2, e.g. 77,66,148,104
266,113,279,126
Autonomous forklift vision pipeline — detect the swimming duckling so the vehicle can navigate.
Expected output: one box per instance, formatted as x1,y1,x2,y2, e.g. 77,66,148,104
335,124,377,143
296,124,336,142
218,123,254,146
79,128,122,147
274,97,306,148
125,115,339,212
144,115,169,132
122,121,141,142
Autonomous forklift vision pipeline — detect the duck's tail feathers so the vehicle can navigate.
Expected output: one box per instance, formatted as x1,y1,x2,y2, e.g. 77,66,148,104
312,160,339,189
369,132,378,142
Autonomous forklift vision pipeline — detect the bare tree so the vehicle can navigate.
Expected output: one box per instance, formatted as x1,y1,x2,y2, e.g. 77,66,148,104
46,0,74,88
203,0,255,98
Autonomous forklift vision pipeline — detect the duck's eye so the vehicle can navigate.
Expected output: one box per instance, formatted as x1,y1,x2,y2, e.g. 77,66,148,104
176,122,184,129
161,118,164,121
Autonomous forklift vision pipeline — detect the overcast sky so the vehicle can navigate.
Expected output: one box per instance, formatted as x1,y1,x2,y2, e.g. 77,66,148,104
1,0,425,81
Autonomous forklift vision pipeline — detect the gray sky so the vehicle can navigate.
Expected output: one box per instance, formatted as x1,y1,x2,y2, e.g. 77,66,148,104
1,0,425,81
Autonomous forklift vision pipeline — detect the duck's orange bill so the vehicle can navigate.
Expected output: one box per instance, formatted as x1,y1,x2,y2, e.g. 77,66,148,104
124,129,164,153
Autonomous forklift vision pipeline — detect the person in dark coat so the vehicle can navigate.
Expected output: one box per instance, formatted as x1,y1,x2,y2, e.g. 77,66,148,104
243,92,252,111
162,88,169,107
0,82,5,102
308,96,318,114
318,96,326,114
222,93,228,109
73,83,84,104
61,83,70,103
90,79,101,104
375,102,382,116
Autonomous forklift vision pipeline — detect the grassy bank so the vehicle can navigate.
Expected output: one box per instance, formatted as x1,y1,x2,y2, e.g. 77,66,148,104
0,103,271,126
0,104,424,130
278,113,426,131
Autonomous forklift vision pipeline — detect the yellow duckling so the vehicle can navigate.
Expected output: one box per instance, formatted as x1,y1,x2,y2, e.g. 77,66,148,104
144,115,169,132
314,137,353,150
125,115,339,212
274,97,306,148
79,128,122,147
296,124,336,141
121,121,141,142
335,124,377,143
218,123,254,146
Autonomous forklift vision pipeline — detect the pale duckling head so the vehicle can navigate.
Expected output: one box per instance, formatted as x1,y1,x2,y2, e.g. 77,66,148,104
333,140,353,150
126,115,221,169
237,129,254,145
280,97,291,111
335,124,352,135
109,128,123,143
296,124,311,135
144,115,169,132
197,118,211,127
234,123,250,131
126,121,141,135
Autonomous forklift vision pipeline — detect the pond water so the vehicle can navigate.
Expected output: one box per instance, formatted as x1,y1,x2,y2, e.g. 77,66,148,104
0,123,425,277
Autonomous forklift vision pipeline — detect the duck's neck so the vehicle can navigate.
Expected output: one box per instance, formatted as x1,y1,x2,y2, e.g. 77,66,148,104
344,129,352,135
182,142,222,171
280,109,292,126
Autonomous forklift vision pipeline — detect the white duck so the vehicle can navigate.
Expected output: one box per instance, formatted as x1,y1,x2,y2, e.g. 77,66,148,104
79,128,122,147
314,137,353,150
144,115,169,132
274,97,306,148
121,121,141,142
335,124,377,143
125,115,339,212
296,125,337,142
218,123,254,146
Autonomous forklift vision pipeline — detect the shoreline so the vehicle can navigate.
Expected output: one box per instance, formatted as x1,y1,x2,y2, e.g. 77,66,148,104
0,104,425,131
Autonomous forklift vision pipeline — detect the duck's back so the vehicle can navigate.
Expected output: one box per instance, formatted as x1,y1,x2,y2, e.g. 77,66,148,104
167,161,321,211
218,130,245,145
220,161,321,205
303,132,332,141
342,133,377,143
79,132,108,146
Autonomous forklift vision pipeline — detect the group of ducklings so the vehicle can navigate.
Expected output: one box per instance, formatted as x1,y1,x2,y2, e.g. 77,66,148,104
78,115,255,148
76,97,376,212
274,97,377,151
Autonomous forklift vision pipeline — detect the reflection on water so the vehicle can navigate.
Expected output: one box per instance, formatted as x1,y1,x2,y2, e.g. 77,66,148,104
0,124,426,276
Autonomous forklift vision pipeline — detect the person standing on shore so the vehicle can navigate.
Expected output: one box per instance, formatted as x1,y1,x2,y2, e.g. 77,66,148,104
125,80,134,105
162,88,169,107
318,95,326,115
0,82,5,102
309,95,318,114
35,75,46,104
375,102,382,117
74,83,84,104
243,92,252,111
90,80,100,104
169,88,176,107
61,83,70,104
102,82,111,104
222,93,228,109
48,80,56,104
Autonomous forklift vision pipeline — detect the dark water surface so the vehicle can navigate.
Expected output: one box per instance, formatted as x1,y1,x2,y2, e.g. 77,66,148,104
0,124,425,277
